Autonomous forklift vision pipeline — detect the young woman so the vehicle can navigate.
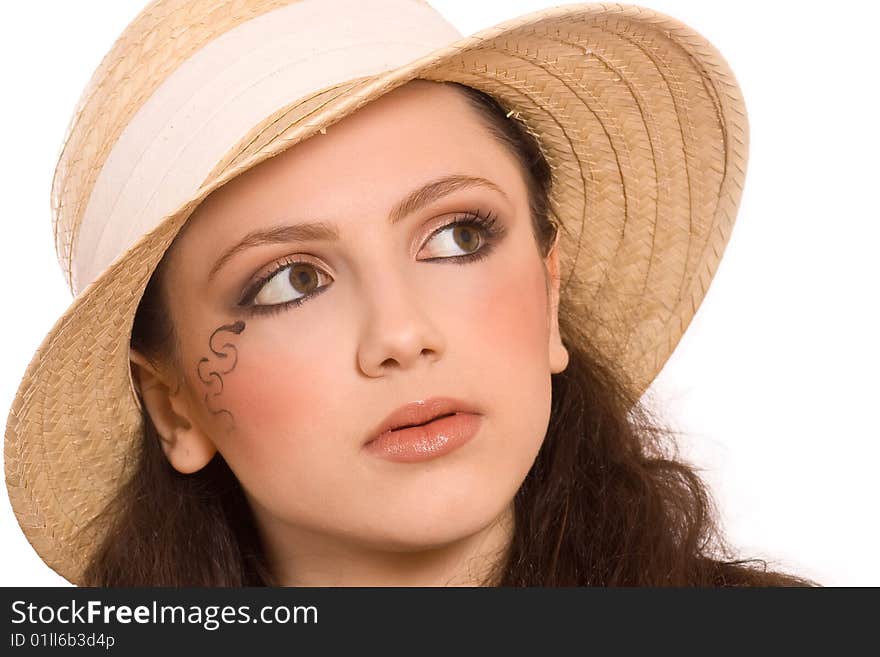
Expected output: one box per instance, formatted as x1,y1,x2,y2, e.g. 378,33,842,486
4,0,815,586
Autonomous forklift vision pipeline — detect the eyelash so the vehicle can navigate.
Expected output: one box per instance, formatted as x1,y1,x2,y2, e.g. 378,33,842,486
238,209,505,318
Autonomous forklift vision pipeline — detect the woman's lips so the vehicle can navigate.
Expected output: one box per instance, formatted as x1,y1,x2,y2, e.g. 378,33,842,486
363,412,482,463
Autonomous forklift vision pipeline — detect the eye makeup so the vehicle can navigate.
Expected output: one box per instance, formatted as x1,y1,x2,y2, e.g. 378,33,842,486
236,207,508,318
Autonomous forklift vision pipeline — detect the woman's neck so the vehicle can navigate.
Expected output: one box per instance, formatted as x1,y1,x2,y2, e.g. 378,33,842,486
253,502,515,587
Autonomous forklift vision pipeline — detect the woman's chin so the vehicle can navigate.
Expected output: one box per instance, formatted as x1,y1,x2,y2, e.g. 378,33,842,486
349,499,514,554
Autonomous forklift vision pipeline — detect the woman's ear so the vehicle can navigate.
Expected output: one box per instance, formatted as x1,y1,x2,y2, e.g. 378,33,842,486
129,348,217,474
544,231,569,374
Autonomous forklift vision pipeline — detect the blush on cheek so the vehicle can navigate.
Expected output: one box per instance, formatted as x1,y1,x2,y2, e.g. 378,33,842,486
213,335,332,440
473,258,549,354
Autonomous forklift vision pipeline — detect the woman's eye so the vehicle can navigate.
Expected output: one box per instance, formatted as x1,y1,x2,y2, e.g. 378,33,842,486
243,213,501,314
252,262,331,306
420,222,484,259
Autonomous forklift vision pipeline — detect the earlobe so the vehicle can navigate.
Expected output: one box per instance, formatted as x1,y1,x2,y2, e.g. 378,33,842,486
544,232,569,374
129,348,217,474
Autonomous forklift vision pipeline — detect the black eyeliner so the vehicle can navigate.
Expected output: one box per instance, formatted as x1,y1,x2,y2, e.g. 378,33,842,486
239,208,506,317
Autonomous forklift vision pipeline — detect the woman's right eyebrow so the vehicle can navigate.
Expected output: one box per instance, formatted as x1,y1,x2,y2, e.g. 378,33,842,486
206,173,506,283
207,222,338,283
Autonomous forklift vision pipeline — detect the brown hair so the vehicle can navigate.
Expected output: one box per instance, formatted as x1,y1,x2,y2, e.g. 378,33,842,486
80,81,816,586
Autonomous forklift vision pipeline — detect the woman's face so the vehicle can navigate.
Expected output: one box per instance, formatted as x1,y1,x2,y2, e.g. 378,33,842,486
140,79,568,558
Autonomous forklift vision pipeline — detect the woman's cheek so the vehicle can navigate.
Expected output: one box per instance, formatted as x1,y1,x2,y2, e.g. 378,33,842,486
184,319,338,478
198,321,357,511
468,256,550,368
219,327,335,438
466,256,552,452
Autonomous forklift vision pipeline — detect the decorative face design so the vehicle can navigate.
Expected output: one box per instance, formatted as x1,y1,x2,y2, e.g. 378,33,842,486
132,79,568,580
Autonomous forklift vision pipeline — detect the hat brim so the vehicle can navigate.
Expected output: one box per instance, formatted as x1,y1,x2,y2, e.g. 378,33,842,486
4,2,748,584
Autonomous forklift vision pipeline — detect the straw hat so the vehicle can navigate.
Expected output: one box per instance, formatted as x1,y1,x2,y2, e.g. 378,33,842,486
4,0,748,584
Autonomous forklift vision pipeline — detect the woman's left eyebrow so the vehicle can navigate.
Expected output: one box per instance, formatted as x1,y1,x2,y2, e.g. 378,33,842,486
207,173,506,283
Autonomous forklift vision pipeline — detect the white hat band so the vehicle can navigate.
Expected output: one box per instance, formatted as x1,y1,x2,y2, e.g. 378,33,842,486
72,0,462,294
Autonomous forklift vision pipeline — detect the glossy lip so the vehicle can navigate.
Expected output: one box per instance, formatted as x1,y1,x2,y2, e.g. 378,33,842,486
364,412,482,463
365,397,481,445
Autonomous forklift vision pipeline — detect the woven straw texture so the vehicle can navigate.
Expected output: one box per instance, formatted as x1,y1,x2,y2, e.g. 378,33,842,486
5,0,748,583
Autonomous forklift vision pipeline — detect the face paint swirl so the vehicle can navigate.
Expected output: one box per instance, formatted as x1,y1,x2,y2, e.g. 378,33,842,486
196,320,246,431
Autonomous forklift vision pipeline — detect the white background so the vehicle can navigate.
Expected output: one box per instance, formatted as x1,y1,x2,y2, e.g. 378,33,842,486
1,0,877,587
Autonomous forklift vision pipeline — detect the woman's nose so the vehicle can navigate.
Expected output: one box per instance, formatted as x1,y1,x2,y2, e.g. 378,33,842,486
356,271,446,378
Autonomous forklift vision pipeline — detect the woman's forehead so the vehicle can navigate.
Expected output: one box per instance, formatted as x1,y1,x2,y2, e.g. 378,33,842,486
178,80,523,243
